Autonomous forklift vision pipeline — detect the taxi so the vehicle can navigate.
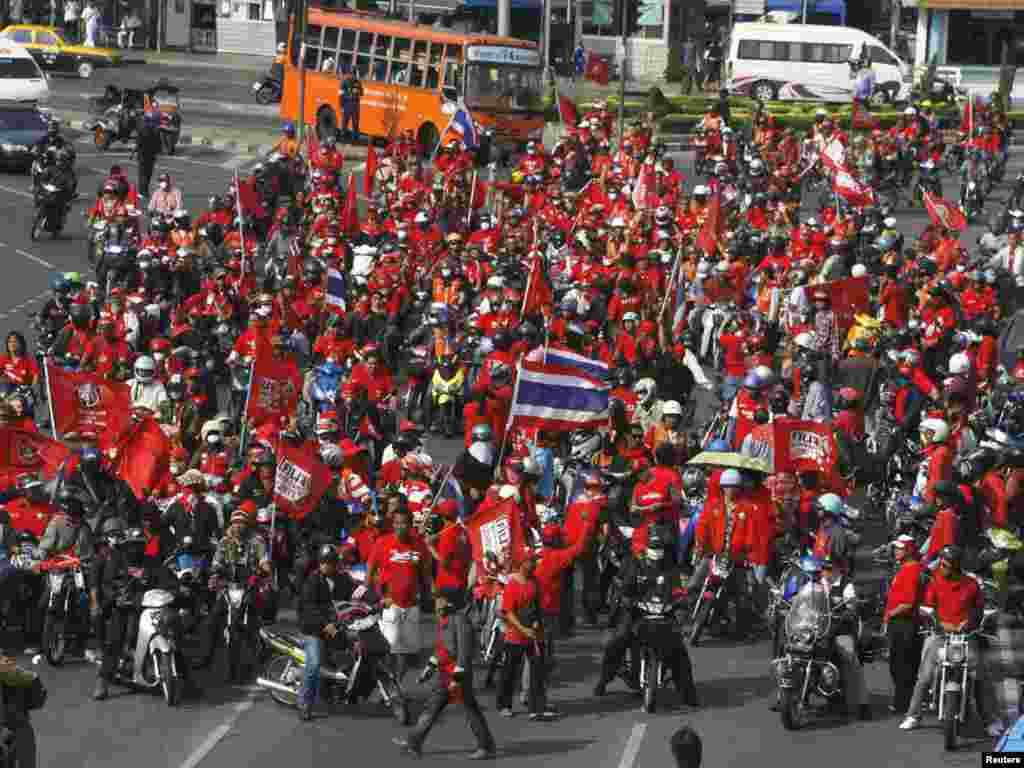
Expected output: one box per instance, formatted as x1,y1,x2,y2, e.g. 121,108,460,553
0,24,122,79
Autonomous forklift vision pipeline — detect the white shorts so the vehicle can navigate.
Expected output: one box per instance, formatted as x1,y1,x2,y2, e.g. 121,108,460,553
379,605,422,655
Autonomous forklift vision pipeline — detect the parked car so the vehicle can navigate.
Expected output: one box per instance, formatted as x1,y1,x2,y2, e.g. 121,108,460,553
0,104,49,171
0,24,122,79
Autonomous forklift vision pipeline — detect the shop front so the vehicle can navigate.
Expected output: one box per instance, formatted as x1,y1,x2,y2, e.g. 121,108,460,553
907,0,1024,68
215,0,276,54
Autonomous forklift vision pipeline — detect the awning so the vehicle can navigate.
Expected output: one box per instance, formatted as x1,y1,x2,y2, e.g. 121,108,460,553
764,0,846,24
919,0,1019,7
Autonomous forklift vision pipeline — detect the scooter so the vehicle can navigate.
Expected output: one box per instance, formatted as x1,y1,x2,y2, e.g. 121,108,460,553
252,75,282,105
110,587,187,706
38,554,89,666
29,183,67,241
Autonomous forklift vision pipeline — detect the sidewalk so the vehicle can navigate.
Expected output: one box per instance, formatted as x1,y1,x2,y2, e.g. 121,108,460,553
126,50,273,72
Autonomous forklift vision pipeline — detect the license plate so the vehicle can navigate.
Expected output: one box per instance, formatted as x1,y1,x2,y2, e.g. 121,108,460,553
74,571,84,589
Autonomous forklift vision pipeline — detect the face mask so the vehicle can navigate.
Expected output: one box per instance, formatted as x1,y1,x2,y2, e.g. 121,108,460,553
256,306,272,318
207,434,222,447
159,182,169,190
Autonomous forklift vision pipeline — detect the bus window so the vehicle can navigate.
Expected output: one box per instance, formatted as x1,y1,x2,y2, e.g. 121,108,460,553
375,35,392,59
356,55,371,78
391,63,408,84
393,37,411,61
444,44,462,64
443,60,461,101
410,64,424,88
372,58,388,82
323,27,339,57
465,62,543,111
357,31,373,55
340,28,356,55
304,25,322,70
426,66,439,90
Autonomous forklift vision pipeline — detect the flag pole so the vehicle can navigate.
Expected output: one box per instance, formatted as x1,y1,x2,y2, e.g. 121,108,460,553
466,170,477,229
238,361,255,457
235,170,247,278
495,361,523,468
43,356,58,440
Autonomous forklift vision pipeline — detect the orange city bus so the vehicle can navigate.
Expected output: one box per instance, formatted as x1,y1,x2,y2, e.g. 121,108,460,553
281,8,546,156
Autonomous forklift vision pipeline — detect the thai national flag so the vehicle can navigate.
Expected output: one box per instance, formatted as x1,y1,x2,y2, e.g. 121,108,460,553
542,347,609,382
326,267,346,313
449,105,479,150
510,360,610,432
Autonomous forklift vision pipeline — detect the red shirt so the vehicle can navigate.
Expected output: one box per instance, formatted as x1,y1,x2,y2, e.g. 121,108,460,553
500,575,539,645
924,571,983,627
535,543,582,615
434,524,471,592
925,508,959,561
885,560,924,619
369,532,428,608
564,496,603,548
719,334,747,378
0,355,38,385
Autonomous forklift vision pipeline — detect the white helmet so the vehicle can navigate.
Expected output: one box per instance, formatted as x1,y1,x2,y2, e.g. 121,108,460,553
414,211,429,224
903,106,917,117
948,352,971,376
851,263,867,279
633,378,656,400
319,443,343,467
622,311,639,323
794,332,816,351
920,418,950,445
662,400,682,417
134,355,156,382
276,42,286,54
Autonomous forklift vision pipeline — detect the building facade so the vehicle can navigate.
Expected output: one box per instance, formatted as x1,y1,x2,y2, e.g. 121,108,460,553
904,0,1023,68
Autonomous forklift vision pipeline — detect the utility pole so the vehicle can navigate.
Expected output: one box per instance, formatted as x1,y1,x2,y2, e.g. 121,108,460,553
296,0,307,143
889,0,900,49
801,0,808,23
617,0,625,143
407,0,414,23
497,0,509,36
542,0,551,83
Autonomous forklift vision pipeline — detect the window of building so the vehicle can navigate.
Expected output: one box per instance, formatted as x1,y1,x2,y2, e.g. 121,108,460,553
357,31,373,54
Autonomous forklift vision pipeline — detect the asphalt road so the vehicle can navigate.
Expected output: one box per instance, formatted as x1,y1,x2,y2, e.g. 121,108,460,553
2,141,1023,766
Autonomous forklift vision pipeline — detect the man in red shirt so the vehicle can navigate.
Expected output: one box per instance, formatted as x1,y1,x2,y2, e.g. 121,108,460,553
882,535,924,715
368,506,430,683
426,501,471,601
900,545,1002,735
496,552,557,720
562,469,605,630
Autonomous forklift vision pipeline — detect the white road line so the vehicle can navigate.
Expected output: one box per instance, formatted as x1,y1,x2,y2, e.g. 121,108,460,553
178,690,257,768
617,723,647,768
0,184,33,200
15,249,55,269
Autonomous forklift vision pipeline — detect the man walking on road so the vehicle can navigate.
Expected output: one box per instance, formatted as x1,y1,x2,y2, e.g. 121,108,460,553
339,67,363,144
134,109,161,200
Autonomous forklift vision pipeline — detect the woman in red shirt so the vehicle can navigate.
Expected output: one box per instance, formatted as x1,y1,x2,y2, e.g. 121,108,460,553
0,332,39,389
496,552,557,720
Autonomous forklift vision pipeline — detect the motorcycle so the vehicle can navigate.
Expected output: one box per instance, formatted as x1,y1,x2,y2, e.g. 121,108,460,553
252,75,282,105
913,160,943,206
210,563,261,683
689,554,738,646
164,537,211,635
626,579,687,713
772,582,846,730
110,586,186,706
920,605,999,750
429,361,464,437
257,601,410,724
30,183,67,241
38,554,89,666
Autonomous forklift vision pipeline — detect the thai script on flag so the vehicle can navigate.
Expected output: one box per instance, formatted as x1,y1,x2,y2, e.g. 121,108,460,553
820,138,847,173
326,267,346,313
542,347,609,382
510,360,609,432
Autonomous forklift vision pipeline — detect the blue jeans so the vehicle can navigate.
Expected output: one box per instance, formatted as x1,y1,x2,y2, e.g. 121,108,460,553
298,634,322,709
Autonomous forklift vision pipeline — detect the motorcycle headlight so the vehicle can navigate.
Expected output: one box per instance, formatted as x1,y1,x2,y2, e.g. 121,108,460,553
228,586,245,608
945,642,966,664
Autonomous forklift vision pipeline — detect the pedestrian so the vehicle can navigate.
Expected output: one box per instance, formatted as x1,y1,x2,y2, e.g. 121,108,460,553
670,726,702,768
573,42,586,82
134,108,162,200
63,0,80,42
339,66,363,144
0,654,45,768
9,0,23,23
882,535,925,715
392,591,496,760
82,0,100,47
680,36,695,95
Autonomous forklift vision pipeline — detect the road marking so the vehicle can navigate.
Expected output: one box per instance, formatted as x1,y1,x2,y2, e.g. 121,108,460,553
179,690,257,768
15,249,55,269
617,724,646,768
0,183,33,200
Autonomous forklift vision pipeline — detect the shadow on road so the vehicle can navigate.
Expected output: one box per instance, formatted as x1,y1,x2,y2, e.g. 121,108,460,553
697,673,776,709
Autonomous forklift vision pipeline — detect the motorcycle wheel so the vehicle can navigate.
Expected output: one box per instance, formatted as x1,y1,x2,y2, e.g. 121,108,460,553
780,688,804,730
263,654,300,707
255,84,276,105
93,127,110,151
943,691,960,751
43,614,65,666
689,599,714,647
158,651,181,707
642,658,660,714
29,211,43,242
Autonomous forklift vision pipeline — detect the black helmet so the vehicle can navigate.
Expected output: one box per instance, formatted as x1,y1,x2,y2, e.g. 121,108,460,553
939,545,963,566
56,486,82,517
318,544,339,564
646,525,669,558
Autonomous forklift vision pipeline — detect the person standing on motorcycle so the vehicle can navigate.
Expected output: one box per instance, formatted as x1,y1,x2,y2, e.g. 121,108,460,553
883,535,925,715
367,505,430,684
594,524,698,705
92,526,187,701
899,545,1004,735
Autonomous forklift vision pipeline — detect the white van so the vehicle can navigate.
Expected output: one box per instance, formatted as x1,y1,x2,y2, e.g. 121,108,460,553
0,46,48,103
725,23,910,103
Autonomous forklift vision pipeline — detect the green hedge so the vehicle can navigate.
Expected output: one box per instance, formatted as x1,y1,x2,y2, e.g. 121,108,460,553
657,109,1024,134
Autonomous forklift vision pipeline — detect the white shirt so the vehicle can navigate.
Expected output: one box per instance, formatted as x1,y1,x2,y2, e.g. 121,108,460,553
64,0,80,21
127,378,168,414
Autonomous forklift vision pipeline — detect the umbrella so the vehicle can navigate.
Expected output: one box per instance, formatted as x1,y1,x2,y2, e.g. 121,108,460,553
687,451,771,474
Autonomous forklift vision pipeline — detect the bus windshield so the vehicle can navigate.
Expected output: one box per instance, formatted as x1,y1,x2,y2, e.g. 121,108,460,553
465,63,543,113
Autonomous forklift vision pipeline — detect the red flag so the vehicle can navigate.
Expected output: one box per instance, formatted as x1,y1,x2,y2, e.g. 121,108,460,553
558,92,578,127
521,252,553,319
923,190,968,232
465,498,528,570
364,144,378,196
109,416,172,501
821,275,870,338
236,177,260,216
0,428,71,488
772,420,838,481
695,189,722,254
632,163,656,210
245,348,302,428
341,172,359,234
46,367,132,441
832,169,874,207
4,497,53,537
584,53,609,86
273,439,332,521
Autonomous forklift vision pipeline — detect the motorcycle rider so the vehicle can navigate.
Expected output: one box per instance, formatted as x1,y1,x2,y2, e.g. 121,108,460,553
127,355,169,415
0,654,45,768
34,147,76,217
92,527,186,701
593,524,698,706
817,554,871,720
899,545,1004,736
297,543,376,721
914,418,953,505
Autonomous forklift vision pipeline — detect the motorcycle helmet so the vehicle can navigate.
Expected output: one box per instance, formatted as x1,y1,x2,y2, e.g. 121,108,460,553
708,439,730,453
681,467,705,495
100,516,125,546
133,355,156,383
645,525,669,562
816,493,845,518
719,469,743,487
319,443,343,468
471,423,493,444
939,544,963,568
662,400,683,419
633,378,656,403
56,486,83,518
742,372,763,391
919,418,950,445
318,543,339,564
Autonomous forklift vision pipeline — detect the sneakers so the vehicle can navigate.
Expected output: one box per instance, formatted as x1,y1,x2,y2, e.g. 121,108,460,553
899,715,920,730
593,681,607,697
498,707,514,717
468,747,496,760
92,679,109,701
392,737,422,758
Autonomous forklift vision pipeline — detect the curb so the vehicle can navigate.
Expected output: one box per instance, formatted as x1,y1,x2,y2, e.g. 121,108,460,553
64,118,277,155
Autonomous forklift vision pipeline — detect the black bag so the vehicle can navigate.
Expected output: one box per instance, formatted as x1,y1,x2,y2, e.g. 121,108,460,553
26,676,46,712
